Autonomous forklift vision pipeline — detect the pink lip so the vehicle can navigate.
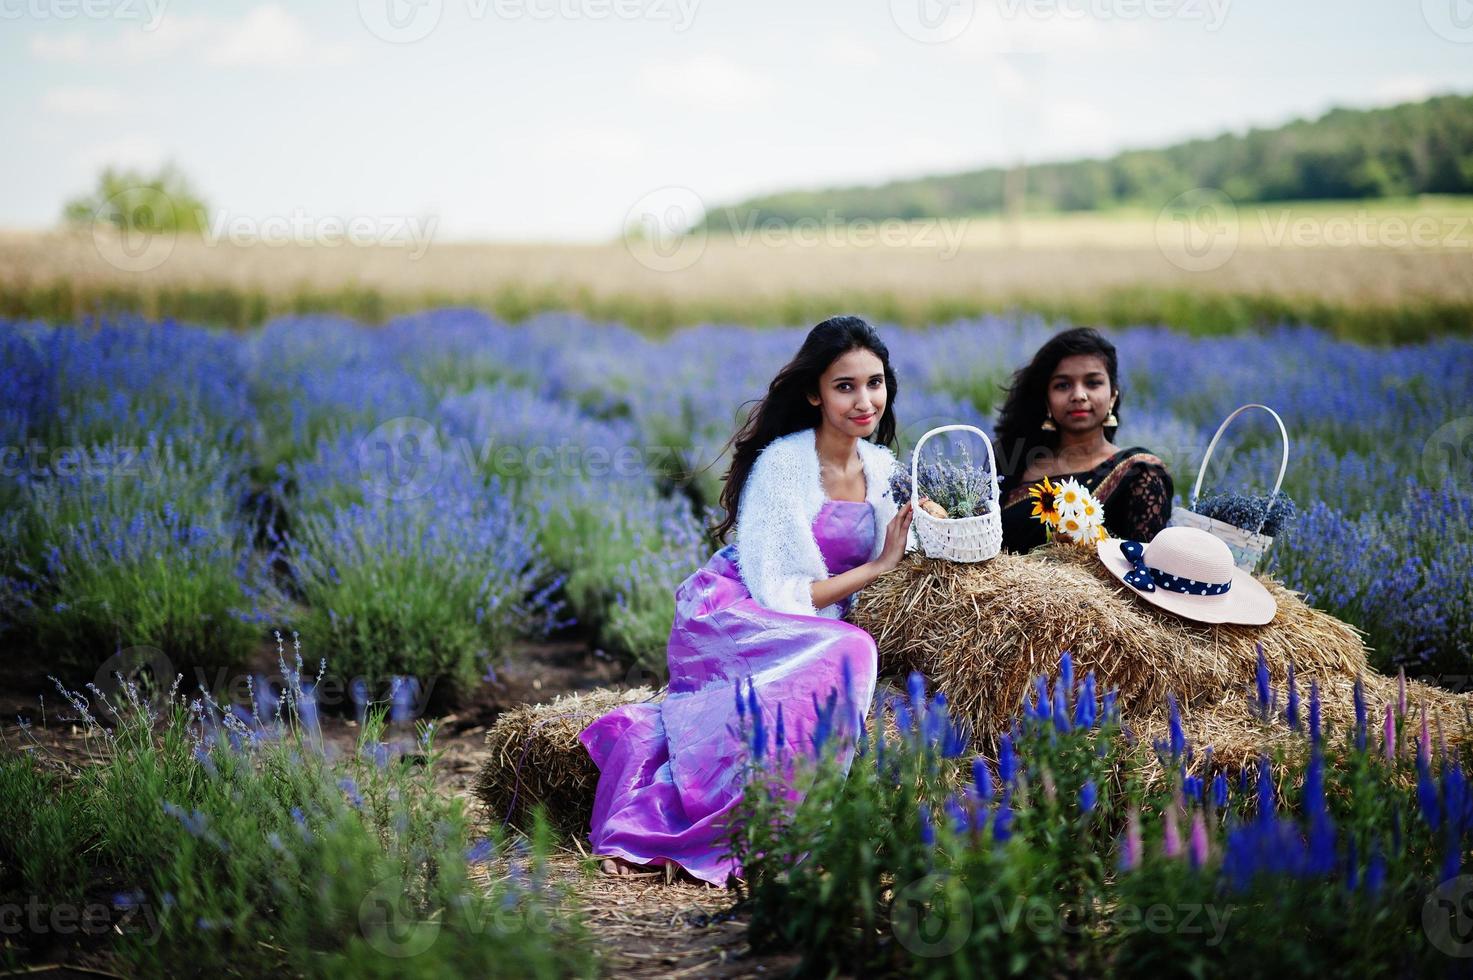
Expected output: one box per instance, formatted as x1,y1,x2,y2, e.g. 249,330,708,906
1068,410,1090,417
852,414,874,423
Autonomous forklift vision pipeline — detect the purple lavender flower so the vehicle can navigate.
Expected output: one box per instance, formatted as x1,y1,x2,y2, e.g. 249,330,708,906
918,802,935,847
1309,681,1322,746
1284,660,1299,731
1255,644,1271,722
973,758,994,802
1212,772,1229,810
1188,810,1209,870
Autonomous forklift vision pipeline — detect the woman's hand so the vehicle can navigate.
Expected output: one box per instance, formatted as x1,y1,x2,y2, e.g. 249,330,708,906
874,499,917,573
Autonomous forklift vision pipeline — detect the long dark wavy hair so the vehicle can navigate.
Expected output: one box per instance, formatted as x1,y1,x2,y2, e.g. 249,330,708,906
710,315,899,543
992,327,1122,485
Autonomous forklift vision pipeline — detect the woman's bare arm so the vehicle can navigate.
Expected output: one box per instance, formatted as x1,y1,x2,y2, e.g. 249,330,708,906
809,560,889,611
808,499,916,612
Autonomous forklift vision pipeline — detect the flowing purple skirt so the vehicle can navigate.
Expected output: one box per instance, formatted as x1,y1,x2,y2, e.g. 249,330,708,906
577,499,881,886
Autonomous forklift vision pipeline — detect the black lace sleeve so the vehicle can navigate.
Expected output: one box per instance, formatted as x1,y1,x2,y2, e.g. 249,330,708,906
1115,462,1174,541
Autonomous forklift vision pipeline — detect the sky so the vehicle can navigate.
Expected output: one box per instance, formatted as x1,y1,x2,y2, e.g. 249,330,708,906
3,0,1473,242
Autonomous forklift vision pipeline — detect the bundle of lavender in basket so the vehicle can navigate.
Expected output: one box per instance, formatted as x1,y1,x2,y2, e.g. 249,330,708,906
888,442,994,520
1193,489,1298,537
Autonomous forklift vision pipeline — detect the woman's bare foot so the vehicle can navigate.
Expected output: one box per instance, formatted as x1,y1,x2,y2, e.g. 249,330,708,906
598,855,656,877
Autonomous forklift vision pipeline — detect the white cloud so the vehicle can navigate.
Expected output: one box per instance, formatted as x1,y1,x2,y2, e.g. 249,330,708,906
817,34,882,68
41,85,126,115
527,125,645,164
638,54,776,108
949,1,1154,57
28,34,89,62
28,4,357,69
72,135,170,174
205,4,356,68
1371,75,1436,106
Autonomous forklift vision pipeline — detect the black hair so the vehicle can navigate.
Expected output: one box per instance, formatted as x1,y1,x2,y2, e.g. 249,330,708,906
711,315,898,543
992,327,1121,485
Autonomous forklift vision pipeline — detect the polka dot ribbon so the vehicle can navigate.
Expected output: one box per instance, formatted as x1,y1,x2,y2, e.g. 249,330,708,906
1119,540,1232,596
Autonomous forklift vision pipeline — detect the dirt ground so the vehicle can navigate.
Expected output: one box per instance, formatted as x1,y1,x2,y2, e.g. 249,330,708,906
0,639,807,978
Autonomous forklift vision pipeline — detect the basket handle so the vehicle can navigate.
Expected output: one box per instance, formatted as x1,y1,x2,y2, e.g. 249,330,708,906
911,424,1000,512
1189,403,1290,529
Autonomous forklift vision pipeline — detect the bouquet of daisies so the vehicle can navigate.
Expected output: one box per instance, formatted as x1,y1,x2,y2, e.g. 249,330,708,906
1028,474,1108,545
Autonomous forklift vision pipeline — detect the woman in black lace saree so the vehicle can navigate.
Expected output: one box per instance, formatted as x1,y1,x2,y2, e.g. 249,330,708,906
991,328,1175,554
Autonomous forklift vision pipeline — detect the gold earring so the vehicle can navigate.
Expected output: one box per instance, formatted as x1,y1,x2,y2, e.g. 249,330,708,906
1040,414,1057,432
1104,400,1118,427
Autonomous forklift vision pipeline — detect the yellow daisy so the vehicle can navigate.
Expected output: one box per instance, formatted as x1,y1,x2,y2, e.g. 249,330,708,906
1028,474,1061,526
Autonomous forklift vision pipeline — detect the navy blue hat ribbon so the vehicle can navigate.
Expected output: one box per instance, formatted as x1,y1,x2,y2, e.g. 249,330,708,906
1118,540,1232,597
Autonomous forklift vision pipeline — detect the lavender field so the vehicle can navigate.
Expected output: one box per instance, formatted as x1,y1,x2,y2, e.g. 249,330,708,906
2,310,1469,692
2,311,1472,975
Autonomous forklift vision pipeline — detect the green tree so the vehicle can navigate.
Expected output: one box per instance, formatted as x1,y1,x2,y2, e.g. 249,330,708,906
62,162,209,233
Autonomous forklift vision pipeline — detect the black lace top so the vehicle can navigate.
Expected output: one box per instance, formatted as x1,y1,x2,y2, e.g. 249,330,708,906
997,447,1174,554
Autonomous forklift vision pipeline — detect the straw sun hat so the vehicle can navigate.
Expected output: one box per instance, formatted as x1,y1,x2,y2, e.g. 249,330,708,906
1096,525,1277,625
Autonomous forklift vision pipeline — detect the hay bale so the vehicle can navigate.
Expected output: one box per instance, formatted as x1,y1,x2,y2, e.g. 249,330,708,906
475,686,663,836
853,540,1372,748
856,540,1473,789
474,680,909,837
1122,670,1473,792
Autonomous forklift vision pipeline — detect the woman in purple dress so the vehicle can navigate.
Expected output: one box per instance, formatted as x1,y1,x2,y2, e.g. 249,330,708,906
578,315,921,887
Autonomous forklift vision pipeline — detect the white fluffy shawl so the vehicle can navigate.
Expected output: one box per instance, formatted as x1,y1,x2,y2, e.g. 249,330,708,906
732,426,918,618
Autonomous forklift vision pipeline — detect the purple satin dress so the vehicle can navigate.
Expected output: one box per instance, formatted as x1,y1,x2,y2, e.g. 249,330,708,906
577,498,881,887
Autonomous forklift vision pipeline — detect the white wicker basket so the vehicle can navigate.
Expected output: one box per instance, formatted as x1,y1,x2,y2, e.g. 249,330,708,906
910,424,1003,563
1168,403,1290,572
